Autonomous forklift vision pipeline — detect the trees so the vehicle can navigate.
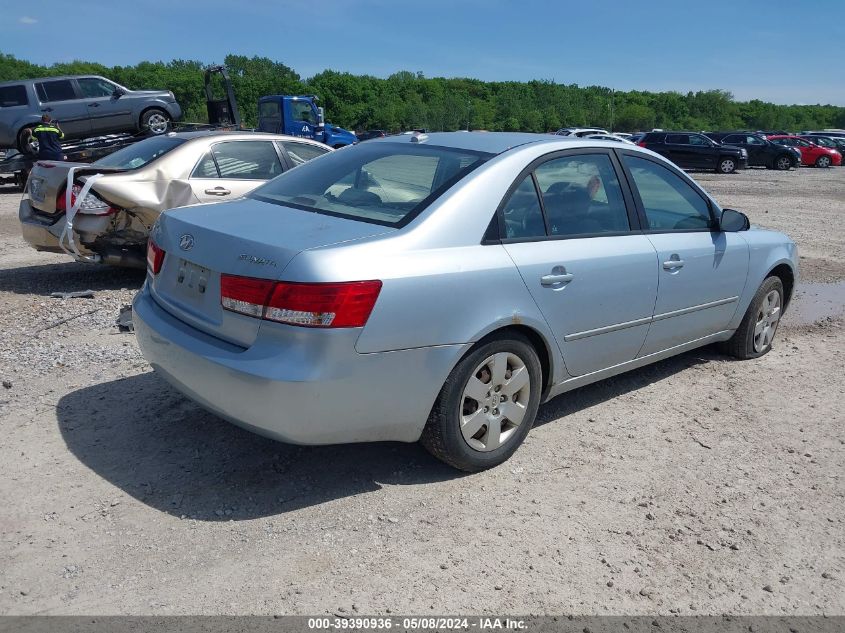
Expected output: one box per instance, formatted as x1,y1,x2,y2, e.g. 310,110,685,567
0,52,842,133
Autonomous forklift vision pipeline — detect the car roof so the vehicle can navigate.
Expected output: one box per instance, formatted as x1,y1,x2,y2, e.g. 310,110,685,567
0,75,109,87
164,130,328,145
369,131,585,154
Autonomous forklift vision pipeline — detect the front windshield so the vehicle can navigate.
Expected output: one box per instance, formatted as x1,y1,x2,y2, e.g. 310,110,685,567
251,143,491,227
93,136,186,169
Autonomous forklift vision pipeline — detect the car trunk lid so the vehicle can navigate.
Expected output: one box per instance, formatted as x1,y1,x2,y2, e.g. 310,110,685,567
27,161,125,215
149,197,393,347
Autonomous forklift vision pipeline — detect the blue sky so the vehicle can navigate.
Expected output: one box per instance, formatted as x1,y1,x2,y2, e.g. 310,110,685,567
3,0,844,105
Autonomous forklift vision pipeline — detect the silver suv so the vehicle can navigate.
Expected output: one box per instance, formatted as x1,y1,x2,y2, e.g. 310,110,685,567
0,75,182,152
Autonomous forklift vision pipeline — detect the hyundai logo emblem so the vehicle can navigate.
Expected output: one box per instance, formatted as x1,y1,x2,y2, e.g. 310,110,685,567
179,234,195,251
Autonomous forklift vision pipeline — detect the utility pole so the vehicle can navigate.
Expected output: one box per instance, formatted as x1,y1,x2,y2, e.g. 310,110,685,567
610,89,615,132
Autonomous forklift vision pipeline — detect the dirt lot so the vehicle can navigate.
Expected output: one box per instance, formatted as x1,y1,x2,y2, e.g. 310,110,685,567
0,166,843,616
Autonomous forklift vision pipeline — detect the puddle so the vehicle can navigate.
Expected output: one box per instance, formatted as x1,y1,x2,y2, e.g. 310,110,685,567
783,281,845,327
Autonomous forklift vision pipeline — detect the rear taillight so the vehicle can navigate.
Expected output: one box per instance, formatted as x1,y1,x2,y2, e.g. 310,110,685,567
220,275,382,328
220,275,275,318
147,239,166,275
53,185,115,215
637,141,647,147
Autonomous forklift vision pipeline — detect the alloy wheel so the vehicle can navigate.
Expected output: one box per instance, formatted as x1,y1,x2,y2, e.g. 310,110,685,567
720,159,735,173
460,352,531,452
776,156,791,170
817,156,831,168
753,290,781,353
147,113,169,134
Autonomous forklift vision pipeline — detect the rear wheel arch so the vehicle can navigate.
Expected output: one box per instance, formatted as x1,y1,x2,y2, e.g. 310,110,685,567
468,325,554,398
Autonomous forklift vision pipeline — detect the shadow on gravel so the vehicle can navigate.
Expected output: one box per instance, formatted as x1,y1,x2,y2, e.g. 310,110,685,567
56,372,463,521
56,348,723,521
0,261,144,295
534,348,719,426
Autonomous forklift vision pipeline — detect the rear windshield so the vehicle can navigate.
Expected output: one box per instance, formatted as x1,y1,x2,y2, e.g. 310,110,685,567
250,142,491,227
93,136,186,169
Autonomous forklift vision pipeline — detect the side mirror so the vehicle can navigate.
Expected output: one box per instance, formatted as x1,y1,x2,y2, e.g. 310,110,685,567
112,87,125,98
317,106,325,127
720,208,750,232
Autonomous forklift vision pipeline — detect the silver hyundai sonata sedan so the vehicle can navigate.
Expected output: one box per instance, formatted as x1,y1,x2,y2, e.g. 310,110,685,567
134,132,797,471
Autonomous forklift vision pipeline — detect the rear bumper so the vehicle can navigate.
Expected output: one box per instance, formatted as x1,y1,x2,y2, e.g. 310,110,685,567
18,197,102,255
133,284,467,445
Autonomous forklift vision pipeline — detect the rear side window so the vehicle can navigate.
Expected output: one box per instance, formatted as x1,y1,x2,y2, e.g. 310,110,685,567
624,155,712,231
36,80,76,102
665,134,689,144
279,141,329,166
501,175,546,239
212,141,284,180
0,85,28,107
251,143,489,227
534,154,630,236
191,152,220,178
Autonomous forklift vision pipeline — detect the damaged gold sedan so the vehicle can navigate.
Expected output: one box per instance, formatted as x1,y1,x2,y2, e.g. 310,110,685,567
19,131,331,267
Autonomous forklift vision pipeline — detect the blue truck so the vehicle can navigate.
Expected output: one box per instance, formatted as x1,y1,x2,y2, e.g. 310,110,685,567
257,95,357,148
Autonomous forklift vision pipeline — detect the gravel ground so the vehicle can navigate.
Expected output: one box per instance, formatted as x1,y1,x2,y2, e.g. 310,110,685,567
0,165,843,616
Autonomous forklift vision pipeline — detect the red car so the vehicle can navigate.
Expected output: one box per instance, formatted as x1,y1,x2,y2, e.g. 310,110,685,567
766,135,842,167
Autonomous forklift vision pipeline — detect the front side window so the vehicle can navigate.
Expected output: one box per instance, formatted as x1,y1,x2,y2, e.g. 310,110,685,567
688,134,712,146
92,135,186,169
279,141,329,166
36,80,76,102
290,101,317,123
534,154,630,236
211,141,283,180
501,175,546,239
251,143,489,227
745,135,765,145
794,139,811,147
77,78,116,98
0,85,28,107
623,155,712,231
665,134,689,144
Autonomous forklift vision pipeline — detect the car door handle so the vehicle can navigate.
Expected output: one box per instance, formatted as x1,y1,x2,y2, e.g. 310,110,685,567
41,107,53,113
88,103,100,107
204,187,231,196
541,266,574,286
663,258,685,270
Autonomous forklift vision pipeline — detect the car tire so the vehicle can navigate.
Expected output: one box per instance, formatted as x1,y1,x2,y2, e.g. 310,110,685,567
140,109,171,135
774,155,793,171
420,332,542,472
17,126,38,155
717,157,736,173
720,276,784,360
815,155,831,168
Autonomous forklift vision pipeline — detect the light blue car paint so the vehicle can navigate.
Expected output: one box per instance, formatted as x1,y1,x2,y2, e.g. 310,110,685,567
135,133,798,447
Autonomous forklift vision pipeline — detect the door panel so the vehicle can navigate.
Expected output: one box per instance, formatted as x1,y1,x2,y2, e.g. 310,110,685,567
621,153,750,355
639,232,748,354
505,236,658,376
35,80,90,137
76,78,133,133
188,141,283,203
